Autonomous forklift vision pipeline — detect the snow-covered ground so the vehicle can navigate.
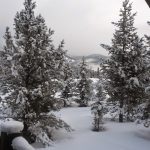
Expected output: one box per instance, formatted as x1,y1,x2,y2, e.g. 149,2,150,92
37,107,150,150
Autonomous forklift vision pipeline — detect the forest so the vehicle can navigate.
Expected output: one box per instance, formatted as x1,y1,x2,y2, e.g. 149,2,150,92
0,0,150,150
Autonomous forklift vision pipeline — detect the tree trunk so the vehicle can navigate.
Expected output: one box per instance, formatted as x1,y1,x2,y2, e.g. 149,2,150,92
22,121,35,143
119,98,123,122
119,113,123,123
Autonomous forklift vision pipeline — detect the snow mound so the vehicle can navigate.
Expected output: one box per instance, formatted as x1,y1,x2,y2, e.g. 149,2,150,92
134,124,150,140
12,136,35,150
1,121,24,134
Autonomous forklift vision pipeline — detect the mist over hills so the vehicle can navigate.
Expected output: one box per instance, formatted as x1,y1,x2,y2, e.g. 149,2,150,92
66,54,108,71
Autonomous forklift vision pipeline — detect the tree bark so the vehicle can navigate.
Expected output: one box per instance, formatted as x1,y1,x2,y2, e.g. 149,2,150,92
119,98,124,122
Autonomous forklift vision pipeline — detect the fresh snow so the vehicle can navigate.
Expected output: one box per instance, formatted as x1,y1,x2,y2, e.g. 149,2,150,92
1,120,24,134
37,107,150,150
12,136,35,150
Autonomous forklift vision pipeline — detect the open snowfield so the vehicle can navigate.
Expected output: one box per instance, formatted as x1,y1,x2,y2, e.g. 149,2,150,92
37,107,150,150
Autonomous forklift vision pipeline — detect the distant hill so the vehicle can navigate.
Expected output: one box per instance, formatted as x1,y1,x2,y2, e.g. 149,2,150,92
66,54,108,71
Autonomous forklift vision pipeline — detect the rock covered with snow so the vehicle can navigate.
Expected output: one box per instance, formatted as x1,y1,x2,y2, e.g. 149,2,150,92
12,137,35,150
1,120,24,134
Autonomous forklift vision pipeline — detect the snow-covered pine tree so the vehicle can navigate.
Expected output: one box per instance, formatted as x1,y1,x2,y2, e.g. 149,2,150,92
0,27,15,95
96,82,106,102
1,0,70,145
142,21,150,127
61,62,73,107
91,75,105,131
77,57,91,107
96,67,100,78
51,40,67,95
91,101,104,131
124,36,146,121
54,40,66,79
101,0,146,122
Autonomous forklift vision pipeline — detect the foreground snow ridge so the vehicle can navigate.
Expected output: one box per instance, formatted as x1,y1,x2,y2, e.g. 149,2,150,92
37,107,150,150
12,137,35,150
1,120,24,134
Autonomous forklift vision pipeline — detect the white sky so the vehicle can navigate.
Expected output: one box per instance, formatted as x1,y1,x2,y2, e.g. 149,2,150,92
0,0,150,56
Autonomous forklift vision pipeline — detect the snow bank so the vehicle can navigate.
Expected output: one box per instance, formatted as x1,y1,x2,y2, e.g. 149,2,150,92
12,136,35,150
41,107,150,150
1,121,24,134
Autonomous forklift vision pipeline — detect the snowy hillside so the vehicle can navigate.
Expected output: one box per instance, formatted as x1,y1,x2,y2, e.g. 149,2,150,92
66,54,108,71
37,107,150,150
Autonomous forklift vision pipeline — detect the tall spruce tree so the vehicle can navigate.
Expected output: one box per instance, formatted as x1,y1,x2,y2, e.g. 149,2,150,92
77,57,91,107
91,78,106,131
1,0,70,145
96,82,106,102
101,0,145,122
143,21,150,126
54,40,66,80
125,37,146,121
0,27,15,94
61,62,73,107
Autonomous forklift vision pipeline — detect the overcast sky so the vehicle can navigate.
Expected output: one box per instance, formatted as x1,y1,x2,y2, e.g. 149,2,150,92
0,0,150,56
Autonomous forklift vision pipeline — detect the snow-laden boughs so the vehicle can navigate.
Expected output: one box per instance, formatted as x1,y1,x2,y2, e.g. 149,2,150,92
91,78,105,131
77,57,91,107
61,63,74,107
142,21,150,127
96,81,106,102
28,113,71,146
0,0,70,145
0,27,15,94
124,37,146,121
91,101,104,131
101,0,146,122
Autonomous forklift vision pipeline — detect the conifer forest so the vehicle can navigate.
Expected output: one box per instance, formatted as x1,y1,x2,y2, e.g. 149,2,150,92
0,0,150,150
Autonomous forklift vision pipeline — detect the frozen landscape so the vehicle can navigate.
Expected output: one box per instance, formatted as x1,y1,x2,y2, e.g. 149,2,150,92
0,0,150,150
37,107,150,150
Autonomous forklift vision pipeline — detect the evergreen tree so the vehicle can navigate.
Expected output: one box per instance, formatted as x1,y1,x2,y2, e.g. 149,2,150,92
142,21,150,127
77,57,91,107
91,101,104,131
54,40,66,80
0,27,15,94
61,62,73,107
101,0,146,122
96,67,100,78
91,78,105,131
1,0,70,145
125,37,146,121
96,82,106,102
51,40,67,94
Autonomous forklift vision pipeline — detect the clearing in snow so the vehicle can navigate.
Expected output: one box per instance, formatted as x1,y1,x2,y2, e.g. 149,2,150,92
37,107,150,150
